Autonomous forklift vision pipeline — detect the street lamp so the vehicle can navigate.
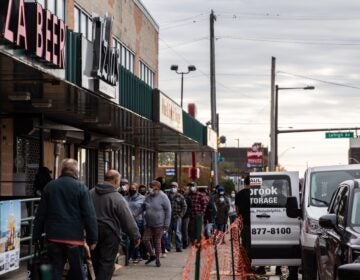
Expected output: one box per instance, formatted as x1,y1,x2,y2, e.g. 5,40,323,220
272,85,315,169
170,64,196,108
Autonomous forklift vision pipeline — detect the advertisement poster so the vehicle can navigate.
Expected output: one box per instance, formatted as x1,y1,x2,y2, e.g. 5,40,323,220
0,200,21,275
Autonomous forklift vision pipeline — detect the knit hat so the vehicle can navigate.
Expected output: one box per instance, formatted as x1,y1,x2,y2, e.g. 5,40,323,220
170,182,178,188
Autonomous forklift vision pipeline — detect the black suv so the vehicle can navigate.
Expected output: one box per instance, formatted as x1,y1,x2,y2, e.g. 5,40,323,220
315,179,360,280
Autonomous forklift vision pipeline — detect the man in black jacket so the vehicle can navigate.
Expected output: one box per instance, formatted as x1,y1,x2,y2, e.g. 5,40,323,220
33,158,98,280
90,170,140,280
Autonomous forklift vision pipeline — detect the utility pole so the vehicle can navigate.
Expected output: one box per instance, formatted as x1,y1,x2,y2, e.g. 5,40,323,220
269,57,276,171
210,10,218,186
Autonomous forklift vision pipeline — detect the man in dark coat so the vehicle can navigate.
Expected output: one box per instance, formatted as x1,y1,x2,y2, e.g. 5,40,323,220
33,158,98,280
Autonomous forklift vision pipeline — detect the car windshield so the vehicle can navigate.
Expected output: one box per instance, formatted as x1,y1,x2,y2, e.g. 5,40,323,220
310,170,360,207
351,190,360,233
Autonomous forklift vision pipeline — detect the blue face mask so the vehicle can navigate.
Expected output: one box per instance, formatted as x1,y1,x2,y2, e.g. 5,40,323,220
148,187,154,195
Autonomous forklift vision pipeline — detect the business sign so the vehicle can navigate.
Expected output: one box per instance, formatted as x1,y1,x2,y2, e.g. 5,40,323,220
81,17,119,102
154,90,183,133
0,0,66,68
0,200,21,275
206,127,217,150
92,16,119,98
165,168,175,176
325,131,354,139
247,142,263,168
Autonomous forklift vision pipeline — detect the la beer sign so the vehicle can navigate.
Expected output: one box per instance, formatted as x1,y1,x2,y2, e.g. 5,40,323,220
0,0,66,68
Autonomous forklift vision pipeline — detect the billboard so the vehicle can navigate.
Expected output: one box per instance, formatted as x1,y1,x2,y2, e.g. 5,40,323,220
247,143,264,168
0,200,21,275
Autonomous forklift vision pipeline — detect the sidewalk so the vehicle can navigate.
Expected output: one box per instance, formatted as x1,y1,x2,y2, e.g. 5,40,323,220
113,250,188,280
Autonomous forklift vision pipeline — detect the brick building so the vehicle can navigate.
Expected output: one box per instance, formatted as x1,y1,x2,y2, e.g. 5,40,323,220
0,0,215,196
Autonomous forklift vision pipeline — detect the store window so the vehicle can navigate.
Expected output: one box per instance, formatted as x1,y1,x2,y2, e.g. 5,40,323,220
37,0,65,21
140,61,155,88
113,38,135,73
74,6,93,41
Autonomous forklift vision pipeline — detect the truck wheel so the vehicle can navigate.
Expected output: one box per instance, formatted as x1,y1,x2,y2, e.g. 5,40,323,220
303,257,317,280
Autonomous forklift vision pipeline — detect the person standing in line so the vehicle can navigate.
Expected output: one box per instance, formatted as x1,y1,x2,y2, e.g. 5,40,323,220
187,182,207,244
228,190,237,224
181,185,192,249
214,185,230,235
126,182,145,263
166,182,187,252
33,158,98,280
142,180,171,267
138,184,147,196
235,174,251,258
118,178,129,196
90,170,140,280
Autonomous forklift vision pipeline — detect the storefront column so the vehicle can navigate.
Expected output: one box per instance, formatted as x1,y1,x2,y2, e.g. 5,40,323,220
133,146,140,183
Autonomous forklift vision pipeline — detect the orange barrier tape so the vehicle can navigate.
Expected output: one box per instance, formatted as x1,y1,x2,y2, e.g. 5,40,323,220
182,216,252,280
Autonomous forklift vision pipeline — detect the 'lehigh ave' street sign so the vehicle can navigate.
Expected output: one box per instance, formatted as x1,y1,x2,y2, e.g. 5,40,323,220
325,132,354,139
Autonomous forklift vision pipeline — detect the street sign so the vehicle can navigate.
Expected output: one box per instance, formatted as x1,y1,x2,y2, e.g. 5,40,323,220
325,132,354,139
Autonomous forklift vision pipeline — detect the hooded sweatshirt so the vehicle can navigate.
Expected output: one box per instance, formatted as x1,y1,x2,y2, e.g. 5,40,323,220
90,183,140,241
143,191,171,228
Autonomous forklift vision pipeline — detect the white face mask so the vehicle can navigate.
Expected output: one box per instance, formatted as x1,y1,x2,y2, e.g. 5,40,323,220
219,197,225,203
231,193,235,198
171,188,177,193
190,186,196,192
219,191,224,195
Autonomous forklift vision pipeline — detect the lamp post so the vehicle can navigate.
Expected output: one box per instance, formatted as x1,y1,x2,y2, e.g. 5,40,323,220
170,65,196,108
170,65,196,185
271,85,315,170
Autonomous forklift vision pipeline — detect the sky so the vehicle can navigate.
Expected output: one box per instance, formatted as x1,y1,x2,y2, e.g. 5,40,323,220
143,0,360,175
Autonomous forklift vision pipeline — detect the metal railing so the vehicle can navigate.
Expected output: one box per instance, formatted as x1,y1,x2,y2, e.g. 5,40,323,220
19,197,40,262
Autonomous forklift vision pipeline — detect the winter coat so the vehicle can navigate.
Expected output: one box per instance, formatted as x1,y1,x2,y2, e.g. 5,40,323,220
214,195,230,225
90,183,140,241
126,193,145,222
143,191,171,228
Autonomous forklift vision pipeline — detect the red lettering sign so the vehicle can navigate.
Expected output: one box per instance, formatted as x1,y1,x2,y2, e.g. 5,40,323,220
16,0,27,50
52,14,58,65
36,3,43,57
44,9,52,63
4,0,14,42
59,20,65,68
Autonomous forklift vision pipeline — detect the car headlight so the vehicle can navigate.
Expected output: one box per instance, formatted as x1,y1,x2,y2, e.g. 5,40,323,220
305,218,321,235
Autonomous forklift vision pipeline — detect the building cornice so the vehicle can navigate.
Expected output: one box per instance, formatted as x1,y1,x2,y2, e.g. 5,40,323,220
133,0,159,32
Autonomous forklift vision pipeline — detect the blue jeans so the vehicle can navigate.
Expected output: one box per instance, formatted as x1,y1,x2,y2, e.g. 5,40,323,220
130,220,144,260
166,218,182,250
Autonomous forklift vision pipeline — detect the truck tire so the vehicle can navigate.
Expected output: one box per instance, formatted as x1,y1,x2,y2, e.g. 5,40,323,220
302,255,317,280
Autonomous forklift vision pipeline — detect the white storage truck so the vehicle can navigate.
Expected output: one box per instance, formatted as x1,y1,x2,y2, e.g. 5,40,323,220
250,171,300,280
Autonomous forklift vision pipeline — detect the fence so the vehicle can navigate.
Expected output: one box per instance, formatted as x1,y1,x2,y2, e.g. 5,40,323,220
20,197,40,262
182,217,252,280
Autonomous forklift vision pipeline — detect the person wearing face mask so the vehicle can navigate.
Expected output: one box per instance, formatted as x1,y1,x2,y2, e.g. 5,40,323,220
126,183,145,263
181,185,192,249
118,178,129,196
187,182,207,244
214,185,230,236
138,184,147,196
228,190,237,224
165,182,187,252
142,180,171,267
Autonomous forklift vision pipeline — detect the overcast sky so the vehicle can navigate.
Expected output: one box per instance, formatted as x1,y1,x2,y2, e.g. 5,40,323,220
143,0,360,175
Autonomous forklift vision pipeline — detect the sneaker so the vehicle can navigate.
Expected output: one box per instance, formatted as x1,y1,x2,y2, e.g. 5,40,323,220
176,248,183,252
133,259,140,264
156,259,161,267
145,255,156,264
160,253,167,258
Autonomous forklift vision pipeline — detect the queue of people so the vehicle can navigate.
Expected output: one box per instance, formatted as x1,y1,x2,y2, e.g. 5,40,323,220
33,158,239,280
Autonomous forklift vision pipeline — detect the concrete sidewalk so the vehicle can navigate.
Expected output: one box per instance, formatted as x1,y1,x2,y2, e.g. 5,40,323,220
113,249,188,280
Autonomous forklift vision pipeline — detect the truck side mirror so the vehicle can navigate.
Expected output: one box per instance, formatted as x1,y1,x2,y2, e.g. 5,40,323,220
319,214,336,229
286,196,301,218
338,264,360,280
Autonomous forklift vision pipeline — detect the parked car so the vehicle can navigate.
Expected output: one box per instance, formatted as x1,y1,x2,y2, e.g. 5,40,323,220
315,179,360,280
250,171,300,280
286,164,360,280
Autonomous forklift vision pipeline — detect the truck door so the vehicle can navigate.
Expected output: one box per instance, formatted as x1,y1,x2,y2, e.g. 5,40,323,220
250,172,301,266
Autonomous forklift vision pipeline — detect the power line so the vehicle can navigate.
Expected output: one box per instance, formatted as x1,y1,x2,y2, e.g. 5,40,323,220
278,71,360,90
